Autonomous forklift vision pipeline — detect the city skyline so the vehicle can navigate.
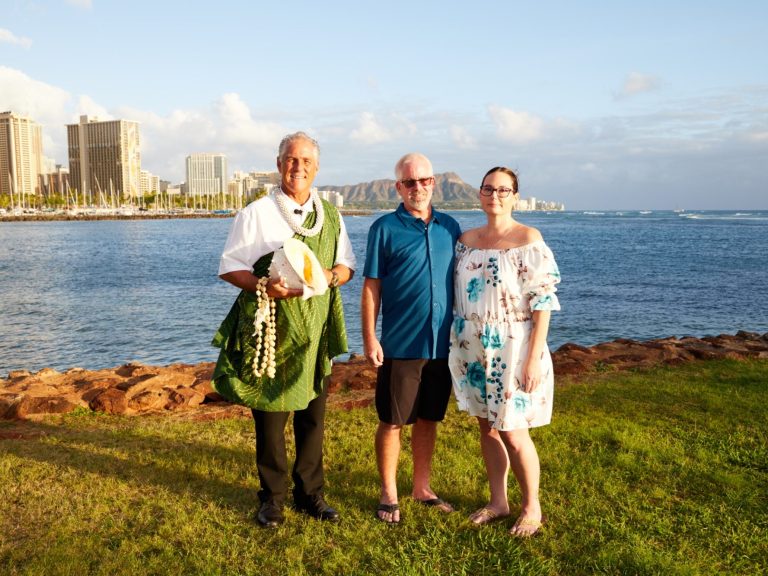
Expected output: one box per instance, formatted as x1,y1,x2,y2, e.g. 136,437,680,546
2,0,767,210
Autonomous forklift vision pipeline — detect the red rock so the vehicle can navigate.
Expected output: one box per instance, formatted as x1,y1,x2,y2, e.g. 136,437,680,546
191,380,214,395
0,394,22,419
336,398,374,410
2,331,767,419
164,387,205,410
555,342,594,354
35,368,61,378
128,389,170,411
81,387,107,403
118,372,196,397
74,378,119,392
13,395,78,417
89,388,128,414
552,360,589,376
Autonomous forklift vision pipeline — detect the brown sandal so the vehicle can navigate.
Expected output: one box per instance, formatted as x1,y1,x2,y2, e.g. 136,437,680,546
469,506,510,526
509,514,546,537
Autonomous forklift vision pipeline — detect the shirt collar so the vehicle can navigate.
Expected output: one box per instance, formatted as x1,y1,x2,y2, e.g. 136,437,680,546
396,203,440,226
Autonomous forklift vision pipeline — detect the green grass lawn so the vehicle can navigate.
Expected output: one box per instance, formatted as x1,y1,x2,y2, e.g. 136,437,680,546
2,359,767,575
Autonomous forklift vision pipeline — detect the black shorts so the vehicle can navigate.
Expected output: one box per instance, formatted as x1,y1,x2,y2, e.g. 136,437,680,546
375,358,452,425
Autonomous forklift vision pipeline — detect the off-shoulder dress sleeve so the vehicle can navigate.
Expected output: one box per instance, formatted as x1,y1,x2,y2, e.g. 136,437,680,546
521,242,561,312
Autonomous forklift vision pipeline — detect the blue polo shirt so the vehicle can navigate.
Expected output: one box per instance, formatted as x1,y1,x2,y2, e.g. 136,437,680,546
364,203,461,359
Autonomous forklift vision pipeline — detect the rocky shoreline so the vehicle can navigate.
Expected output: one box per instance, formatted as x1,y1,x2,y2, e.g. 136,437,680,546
2,331,766,421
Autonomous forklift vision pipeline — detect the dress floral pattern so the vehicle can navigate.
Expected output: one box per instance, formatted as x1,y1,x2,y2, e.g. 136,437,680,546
449,240,561,430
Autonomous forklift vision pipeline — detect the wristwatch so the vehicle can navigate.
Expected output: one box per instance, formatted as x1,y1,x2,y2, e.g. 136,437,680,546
329,270,340,288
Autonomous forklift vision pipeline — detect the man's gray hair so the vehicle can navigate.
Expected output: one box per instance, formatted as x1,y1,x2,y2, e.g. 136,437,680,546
278,131,320,161
395,153,432,180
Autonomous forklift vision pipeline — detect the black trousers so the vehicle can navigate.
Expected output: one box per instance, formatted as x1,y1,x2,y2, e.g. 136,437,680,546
251,379,329,505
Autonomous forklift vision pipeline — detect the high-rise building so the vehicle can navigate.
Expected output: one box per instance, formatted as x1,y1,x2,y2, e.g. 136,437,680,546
40,164,71,198
186,153,228,196
67,115,141,200
318,188,344,208
0,111,44,200
139,169,160,195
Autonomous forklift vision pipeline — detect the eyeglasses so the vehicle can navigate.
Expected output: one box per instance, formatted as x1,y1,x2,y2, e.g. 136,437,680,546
398,176,435,189
479,185,515,198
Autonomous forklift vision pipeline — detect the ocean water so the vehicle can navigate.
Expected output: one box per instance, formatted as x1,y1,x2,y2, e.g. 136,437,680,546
1,210,767,374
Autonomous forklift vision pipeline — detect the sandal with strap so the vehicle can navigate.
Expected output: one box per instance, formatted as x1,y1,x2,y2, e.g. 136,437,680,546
469,506,510,526
375,503,400,525
509,514,546,537
414,497,454,513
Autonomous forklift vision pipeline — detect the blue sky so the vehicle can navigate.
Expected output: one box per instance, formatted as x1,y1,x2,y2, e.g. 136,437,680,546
2,0,766,209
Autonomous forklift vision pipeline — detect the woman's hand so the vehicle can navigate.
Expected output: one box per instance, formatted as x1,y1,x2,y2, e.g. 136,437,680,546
521,355,542,393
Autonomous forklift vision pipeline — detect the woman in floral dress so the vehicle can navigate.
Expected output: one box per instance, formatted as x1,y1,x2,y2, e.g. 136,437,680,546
448,166,561,537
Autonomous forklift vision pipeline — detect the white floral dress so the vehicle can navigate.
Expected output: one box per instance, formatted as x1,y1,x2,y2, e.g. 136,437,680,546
449,240,561,430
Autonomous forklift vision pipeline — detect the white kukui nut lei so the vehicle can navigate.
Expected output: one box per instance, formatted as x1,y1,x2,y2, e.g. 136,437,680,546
252,276,277,379
275,187,324,237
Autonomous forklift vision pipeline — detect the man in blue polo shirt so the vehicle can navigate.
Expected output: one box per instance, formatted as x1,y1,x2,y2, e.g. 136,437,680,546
362,152,462,524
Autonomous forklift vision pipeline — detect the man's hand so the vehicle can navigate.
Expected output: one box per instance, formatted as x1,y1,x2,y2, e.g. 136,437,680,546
364,336,384,367
266,276,303,299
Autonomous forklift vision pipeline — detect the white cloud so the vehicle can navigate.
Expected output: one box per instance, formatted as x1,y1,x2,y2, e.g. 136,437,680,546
0,67,291,182
0,67,70,119
66,0,93,8
1,66,765,208
347,111,422,146
116,94,288,182
76,95,111,120
350,112,392,144
488,105,543,142
214,93,285,147
0,28,32,49
0,66,73,161
616,72,661,99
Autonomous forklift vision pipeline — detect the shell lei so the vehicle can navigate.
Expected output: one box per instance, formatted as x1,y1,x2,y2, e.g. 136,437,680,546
252,276,277,379
274,187,324,237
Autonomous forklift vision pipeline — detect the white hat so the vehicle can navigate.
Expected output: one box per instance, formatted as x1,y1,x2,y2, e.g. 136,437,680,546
268,238,328,299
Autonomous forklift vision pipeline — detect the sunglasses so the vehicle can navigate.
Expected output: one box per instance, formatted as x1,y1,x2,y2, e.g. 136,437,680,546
399,176,435,189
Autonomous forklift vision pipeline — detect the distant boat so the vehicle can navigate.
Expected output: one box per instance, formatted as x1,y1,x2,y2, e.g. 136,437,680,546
673,208,685,213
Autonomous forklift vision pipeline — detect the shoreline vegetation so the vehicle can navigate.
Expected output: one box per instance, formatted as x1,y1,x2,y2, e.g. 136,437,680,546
2,349,766,574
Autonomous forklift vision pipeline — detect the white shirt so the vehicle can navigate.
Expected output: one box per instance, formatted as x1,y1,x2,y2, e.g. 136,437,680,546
218,193,357,275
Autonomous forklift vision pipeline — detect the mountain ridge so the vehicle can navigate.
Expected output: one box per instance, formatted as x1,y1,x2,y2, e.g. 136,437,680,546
320,172,478,206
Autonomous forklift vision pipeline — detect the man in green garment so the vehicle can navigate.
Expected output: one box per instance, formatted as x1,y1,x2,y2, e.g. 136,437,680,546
212,132,356,528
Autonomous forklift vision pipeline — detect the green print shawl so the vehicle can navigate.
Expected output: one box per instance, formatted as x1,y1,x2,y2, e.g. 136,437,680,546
211,201,347,411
